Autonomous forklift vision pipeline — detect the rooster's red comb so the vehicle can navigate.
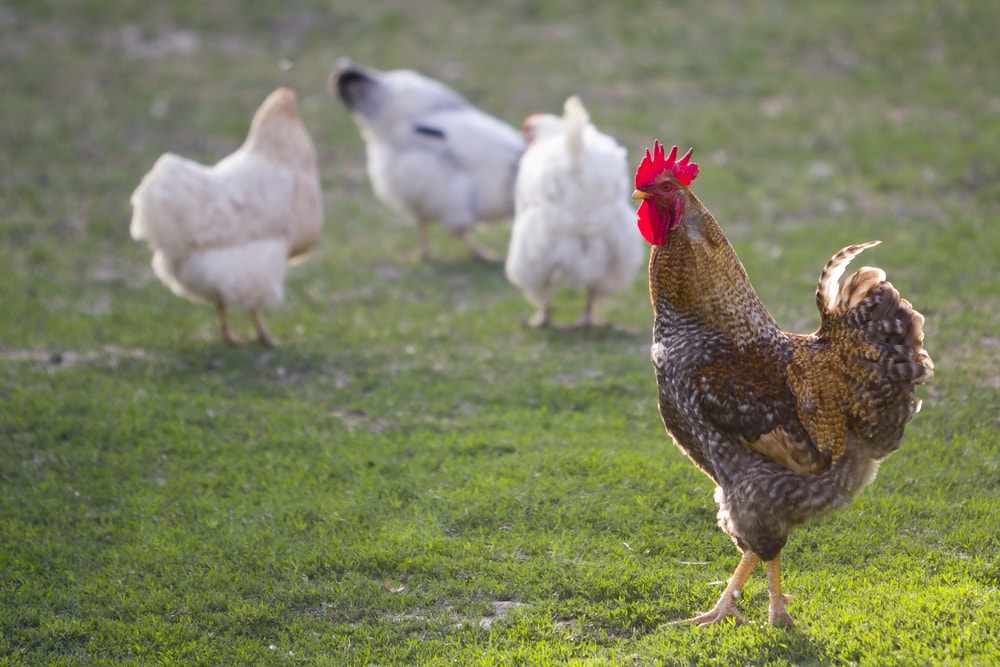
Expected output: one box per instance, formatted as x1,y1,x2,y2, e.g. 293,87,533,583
635,142,699,189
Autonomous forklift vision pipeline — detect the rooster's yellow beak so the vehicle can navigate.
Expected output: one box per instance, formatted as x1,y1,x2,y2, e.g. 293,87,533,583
631,190,648,201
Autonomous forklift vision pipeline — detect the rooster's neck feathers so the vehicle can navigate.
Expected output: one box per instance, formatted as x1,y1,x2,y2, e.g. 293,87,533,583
649,192,782,348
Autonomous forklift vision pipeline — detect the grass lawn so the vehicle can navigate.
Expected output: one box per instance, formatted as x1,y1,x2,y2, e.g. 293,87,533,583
2,1,999,664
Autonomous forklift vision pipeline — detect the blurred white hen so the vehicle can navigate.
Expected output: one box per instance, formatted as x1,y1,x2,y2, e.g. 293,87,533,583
332,59,524,261
505,96,642,328
130,87,323,347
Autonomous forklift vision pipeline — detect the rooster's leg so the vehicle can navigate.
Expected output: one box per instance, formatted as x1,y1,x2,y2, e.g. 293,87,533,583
765,554,795,627
217,303,246,346
250,309,277,348
673,551,760,627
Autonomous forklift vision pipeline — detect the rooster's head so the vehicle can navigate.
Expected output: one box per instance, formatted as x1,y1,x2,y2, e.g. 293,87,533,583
631,142,699,246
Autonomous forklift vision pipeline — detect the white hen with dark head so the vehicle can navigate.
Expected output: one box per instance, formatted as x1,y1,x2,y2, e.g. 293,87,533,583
332,59,524,261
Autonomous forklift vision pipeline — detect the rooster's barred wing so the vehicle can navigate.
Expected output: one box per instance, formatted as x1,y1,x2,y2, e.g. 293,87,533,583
689,341,834,477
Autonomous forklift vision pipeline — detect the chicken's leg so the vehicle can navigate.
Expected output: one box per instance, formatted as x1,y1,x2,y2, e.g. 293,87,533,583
765,554,795,627
527,304,552,329
250,309,277,348
217,303,246,346
673,551,760,627
572,287,597,329
455,229,502,263
417,223,433,262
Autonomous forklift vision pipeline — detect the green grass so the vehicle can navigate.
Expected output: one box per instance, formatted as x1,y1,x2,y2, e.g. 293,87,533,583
2,0,999,664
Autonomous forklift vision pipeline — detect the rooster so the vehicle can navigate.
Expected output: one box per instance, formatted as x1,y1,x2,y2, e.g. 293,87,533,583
505,96,642,328
130,87,323,347
331,59,524,261
632,143,933,626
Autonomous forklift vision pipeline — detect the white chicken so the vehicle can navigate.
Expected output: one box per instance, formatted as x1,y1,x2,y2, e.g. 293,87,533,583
331,59,524,261
130,87,323,347
505,96,642,328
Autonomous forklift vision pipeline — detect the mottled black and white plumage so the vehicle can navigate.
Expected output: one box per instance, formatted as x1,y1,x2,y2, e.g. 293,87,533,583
331,58,525,261
634,145,933,627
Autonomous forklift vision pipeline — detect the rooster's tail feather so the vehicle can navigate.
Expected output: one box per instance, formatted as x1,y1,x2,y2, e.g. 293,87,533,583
562,95,589,173
816,241,934,388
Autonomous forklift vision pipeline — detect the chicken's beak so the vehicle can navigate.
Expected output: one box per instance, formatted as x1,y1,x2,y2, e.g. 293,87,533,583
631,190,649,201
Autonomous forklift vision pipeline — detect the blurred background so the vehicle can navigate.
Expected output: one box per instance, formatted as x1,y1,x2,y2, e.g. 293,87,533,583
4,0,998,403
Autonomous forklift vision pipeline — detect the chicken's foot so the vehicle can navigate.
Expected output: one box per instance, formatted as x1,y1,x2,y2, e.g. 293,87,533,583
218,303,247,346
765,555,795,627
576,300,594,329
527,305,552,329
250,309,278,348
417,223,433,262
672,552,760,627
455,229,503,263
571,287,597,329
